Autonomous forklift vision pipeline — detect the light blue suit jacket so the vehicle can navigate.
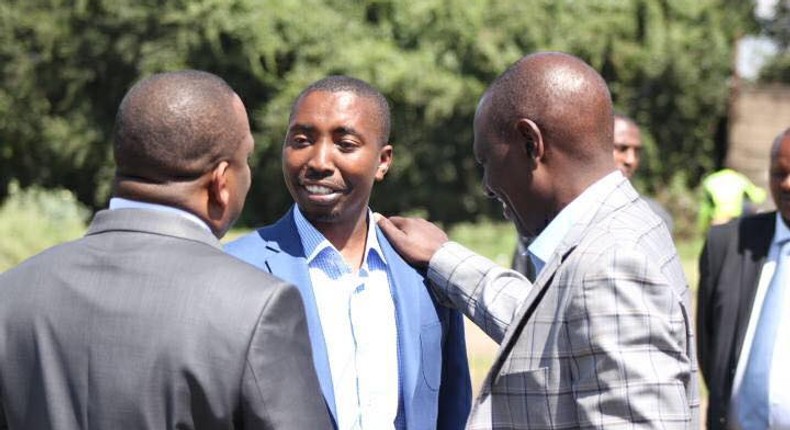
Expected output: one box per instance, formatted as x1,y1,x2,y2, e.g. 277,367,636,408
225,208,471,429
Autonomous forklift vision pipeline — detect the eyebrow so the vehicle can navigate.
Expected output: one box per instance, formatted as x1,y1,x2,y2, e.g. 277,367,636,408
289,123,316,134
288,124,363,138
334,126,363,139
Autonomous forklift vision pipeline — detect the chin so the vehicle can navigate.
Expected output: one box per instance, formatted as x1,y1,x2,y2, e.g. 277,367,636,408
299,206,340,224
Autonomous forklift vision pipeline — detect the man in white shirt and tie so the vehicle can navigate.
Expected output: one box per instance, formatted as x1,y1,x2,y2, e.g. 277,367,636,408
698,127,790,429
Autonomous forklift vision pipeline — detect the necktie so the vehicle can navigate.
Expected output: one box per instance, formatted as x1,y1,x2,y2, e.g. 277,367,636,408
738,238,790,429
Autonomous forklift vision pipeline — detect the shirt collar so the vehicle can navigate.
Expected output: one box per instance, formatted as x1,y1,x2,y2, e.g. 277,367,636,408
109,197,211,232
293,205,387,268
528,170,623,276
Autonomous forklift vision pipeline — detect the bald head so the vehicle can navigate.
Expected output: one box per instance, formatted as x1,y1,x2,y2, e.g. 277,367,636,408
473,52,616,237
770,128,790,224
486,52,614,164
771,128,790,159
114,70,244,182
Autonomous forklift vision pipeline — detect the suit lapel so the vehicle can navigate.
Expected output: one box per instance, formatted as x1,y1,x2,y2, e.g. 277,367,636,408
484,175,635,388
377,227,421,420
733,214,775,361
260,211,337,422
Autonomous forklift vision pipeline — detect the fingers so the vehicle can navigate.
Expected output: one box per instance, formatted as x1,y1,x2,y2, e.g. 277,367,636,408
375,213,408,245
374,213,397,234
374,213,448,267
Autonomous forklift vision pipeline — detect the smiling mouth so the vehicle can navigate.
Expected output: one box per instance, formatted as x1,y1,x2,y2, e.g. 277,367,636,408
300,182,346,205
305,184,337,195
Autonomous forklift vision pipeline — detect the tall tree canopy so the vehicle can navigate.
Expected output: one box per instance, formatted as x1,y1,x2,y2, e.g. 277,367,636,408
0,0,755,225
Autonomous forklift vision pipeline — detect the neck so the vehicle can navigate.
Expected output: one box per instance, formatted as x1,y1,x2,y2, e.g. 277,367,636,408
312,211,370,271
114,177,219,236
551,162,614,212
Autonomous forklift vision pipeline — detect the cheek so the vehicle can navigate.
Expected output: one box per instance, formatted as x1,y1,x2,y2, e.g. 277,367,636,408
281,152,301,175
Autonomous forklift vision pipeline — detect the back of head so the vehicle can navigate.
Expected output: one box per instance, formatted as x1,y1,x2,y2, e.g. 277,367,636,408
114,70,241,183
290,75,391,145
487,52,614,167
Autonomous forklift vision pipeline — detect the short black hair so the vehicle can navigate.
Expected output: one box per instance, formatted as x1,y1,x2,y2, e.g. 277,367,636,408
113,70,241,182
289,75,391,145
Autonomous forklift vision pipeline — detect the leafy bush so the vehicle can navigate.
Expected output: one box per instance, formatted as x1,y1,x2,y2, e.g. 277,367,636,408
649,173,704,241
0,0,756,227
0,182,88,272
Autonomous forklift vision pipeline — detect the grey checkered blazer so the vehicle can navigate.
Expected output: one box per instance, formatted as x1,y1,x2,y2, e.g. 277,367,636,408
428,175,699,429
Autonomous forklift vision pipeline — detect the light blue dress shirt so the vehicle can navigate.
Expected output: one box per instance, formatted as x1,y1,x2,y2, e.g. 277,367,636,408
732,213,790,430
109,197,211,232
528,171,623,277
293,207,399,430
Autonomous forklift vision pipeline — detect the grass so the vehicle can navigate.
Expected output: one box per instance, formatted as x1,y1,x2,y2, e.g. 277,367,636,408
0,184,89,272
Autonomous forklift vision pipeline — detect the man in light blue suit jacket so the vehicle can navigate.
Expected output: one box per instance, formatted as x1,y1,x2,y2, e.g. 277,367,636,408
226,76,471,429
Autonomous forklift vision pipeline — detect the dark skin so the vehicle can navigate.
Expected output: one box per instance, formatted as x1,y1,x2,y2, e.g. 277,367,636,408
770,128,790,227
115,88,254,239
378,52,615,266
283,90,392,270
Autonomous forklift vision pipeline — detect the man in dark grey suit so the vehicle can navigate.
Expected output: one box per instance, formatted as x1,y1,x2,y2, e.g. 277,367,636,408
0,70,331,429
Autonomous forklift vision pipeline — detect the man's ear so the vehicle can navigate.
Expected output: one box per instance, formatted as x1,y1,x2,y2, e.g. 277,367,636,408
375,144,394,181
516,118,544,160
208,161,231,215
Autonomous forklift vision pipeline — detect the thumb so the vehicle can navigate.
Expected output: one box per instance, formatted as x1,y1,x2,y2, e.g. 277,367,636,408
375,213,406,243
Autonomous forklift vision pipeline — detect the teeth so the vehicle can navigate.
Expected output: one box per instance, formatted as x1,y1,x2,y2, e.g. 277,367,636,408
305,185,335,195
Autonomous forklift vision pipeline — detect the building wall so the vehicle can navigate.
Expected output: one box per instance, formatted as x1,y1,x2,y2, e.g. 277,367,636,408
727,83,790,209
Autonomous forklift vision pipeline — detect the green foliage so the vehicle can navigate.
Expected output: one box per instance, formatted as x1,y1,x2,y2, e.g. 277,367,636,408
0,182,89,272
759,52,790,83
0,0,755,225
448,220,517,267
757,0,790,83
648,172,705,241
761,0,790,50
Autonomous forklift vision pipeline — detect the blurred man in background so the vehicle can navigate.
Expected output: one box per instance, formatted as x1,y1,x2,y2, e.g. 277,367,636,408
698,167,767,232
698,127,790,430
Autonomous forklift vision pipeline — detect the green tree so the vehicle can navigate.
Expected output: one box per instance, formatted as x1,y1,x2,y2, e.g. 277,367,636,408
758,0,790,83
0,0,755,226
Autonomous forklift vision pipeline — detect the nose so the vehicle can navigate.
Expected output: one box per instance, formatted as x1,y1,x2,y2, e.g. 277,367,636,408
305,140,334,178
624,148,636,166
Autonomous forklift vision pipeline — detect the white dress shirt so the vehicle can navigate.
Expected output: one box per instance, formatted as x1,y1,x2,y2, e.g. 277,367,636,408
293,207,399,430
731,213,790,429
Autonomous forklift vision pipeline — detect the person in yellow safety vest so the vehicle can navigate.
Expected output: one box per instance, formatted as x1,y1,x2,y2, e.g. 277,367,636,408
698,168,767,232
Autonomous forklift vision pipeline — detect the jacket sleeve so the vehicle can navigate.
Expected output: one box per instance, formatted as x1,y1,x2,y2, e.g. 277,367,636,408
427,242,532,344
437,307,472,430
240,282,332,429
696,226,725,384
567,246,696,428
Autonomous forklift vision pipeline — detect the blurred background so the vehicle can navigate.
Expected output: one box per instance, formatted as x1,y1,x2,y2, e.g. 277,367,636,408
2,0,790,424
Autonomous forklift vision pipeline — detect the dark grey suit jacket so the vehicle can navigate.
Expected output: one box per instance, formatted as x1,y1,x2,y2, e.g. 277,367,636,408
0,209,331,429
697,212,775,430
